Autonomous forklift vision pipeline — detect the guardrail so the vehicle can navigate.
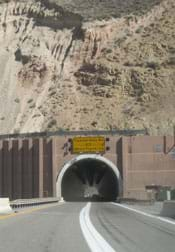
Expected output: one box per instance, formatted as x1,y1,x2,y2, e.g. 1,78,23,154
10,198,59,209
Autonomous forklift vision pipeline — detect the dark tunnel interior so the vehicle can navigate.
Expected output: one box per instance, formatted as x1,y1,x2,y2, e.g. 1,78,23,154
61,159,119,202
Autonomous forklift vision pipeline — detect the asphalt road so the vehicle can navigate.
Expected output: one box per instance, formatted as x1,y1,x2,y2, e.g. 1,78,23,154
0,202,175,252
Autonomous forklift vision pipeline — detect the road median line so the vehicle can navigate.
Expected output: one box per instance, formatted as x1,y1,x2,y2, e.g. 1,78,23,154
80,202,116,252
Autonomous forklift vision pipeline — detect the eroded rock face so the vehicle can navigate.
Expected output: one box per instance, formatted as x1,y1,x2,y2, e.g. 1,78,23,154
0,0,174,134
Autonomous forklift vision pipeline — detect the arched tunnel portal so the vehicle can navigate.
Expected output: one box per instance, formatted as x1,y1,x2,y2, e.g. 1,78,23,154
56,155,121,202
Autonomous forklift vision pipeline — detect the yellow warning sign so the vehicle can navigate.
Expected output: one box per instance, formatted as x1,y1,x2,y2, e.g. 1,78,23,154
72,137,105,154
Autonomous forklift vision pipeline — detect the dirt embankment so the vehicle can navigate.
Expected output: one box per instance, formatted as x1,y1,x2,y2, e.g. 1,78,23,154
0,0,174,135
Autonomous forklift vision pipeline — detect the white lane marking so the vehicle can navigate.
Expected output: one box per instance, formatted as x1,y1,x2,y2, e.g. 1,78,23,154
79,202,116,252
112,203,175,225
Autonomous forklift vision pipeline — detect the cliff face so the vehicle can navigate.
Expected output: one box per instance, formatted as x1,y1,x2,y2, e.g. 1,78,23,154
0,0,174,135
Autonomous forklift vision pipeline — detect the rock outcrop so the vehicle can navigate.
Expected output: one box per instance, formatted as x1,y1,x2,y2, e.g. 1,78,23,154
0,0,174,135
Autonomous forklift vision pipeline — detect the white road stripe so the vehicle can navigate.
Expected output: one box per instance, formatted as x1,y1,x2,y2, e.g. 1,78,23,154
112,202,175,225
79,202,116,252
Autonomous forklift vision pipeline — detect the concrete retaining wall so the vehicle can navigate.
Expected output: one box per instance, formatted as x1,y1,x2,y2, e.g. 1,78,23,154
160,201,175,218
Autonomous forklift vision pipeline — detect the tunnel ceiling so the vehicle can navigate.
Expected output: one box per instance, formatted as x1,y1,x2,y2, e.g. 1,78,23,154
61,158,119,202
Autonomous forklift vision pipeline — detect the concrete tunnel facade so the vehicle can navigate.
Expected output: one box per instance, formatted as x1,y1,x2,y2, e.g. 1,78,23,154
1,133,175,201
56,154,121,201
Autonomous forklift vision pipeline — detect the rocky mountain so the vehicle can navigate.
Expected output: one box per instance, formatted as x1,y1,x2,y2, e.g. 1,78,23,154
0,0,174,135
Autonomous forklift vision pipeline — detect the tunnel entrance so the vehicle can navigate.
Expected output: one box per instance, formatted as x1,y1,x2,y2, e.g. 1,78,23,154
56,155,121,202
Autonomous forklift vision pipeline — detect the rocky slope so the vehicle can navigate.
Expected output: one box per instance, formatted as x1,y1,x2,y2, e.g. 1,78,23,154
0,0,174,135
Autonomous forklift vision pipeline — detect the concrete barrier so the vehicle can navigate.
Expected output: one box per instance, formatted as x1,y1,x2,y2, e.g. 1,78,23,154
160,201,175,218
0,198,13,215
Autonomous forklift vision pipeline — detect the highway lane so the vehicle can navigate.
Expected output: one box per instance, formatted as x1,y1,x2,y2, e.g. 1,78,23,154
90,203,175,252
0,202,175,252
0,202,89,252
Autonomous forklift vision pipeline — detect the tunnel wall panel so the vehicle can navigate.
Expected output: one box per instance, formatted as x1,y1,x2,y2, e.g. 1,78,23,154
2,141,12,199
12,140,22,199
28,139,33,197
0,138,42,200
122,136,175,200
43,139,53,197
22,140,32,198
0,141,2,196
32,139,39,198
116,137,123,176
39,138,44,198
51,139,57,197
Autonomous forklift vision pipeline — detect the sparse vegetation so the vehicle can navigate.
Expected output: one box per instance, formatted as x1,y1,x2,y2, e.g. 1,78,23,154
135,27,143,34
14,98,20,103
13,128,20,134
47,119,57,128
27,99,33,104
52,0,164,21
29,103,36,109
49,90,57,96
167,56,175,65
145,61,160,69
